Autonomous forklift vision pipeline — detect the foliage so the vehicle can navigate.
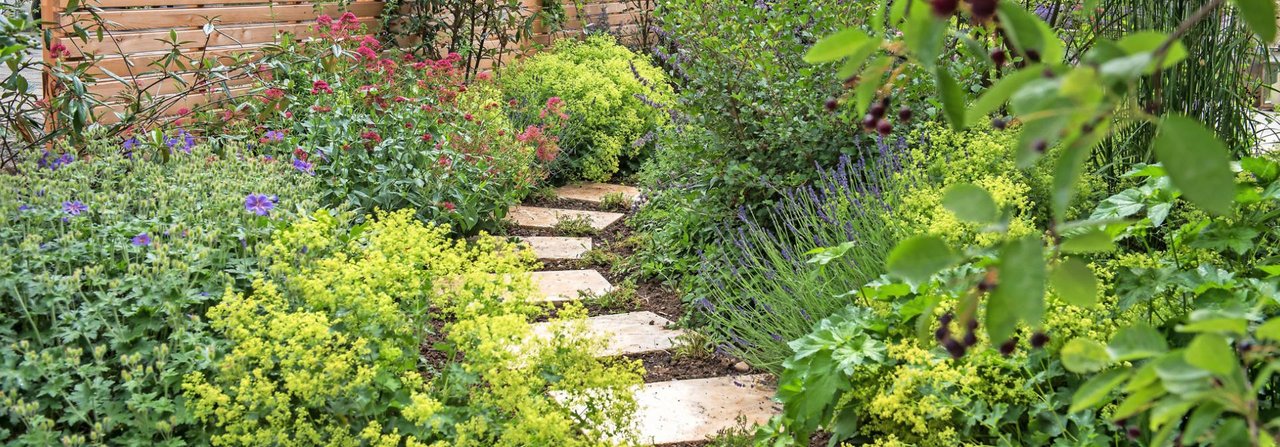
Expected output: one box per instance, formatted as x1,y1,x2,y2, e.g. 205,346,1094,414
193,20,560,234
690,138,911,370
0,136,320,445
502,35,675,182
184,209,642,446
769,0,1280,443
378,0,537,78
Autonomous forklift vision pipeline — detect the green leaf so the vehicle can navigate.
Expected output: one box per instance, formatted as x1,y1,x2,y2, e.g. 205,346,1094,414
1111,383,1166,421
856,57,892,117
941,183,996,223
1176,317,1248,336
936,68,966,130
1256,318,1280,342
835,39,882,80
1153,114,1236,216
987,236,1046,343
966,65,1043,123
1069,368,1130,413
904,1,947,68
1185,333,1237,377
886,235,958,284
1183,402,1224,443
1234,0,1278,42
1060,229,1117,254
1107,323,1168,361
1061,338,1111,373
997,2,1047,60
805,28,873,63
1050,258,1098,307
1242,156,1280,183
1117,31,1188,70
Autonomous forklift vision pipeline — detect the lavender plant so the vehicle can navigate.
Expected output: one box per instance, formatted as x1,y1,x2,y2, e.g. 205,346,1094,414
691,137,918,370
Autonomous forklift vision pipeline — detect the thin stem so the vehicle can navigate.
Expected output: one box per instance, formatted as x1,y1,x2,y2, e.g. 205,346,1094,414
1150,0,1228,112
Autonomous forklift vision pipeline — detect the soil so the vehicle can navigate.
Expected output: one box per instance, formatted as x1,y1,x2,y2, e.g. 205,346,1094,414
634,351,761,382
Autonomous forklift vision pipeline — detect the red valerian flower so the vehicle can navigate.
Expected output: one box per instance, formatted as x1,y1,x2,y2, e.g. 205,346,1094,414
264,88,285,100
311,79,333,94
476,72,492,81
361,130,382,143
421,133,433,142
440,201,456,212
437,155,451,167
293,147,309,161
464,113,473,121
48,42,70,59
312,105,332,113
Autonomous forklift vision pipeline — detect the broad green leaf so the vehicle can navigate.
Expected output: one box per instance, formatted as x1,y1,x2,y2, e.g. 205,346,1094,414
1015,106,1070,168
856,57,892,117
1069,368,1130,413
1262,265,1280,278
937,68,966,130
997,2,1048,60
1099,52,1154,83
966,65,1043,123
1153,114,1236,216
987,236,1046,343
1050,258,1098,307
1183,402,1225,443
1176,317,1248,336
1117,31,1188,70
886,235,958,284
941,183,996,223
1242,156,1280,182
1185,333,1237,377
1149,397,1196,431
1061,338,1111,373
904,1,947,68
1051,128,1106,222
1110,383,1166,421
835,39,882,80
1257,318,1280,342
1107,323,1168,361
1234,0,1278,42
1060,229,1117,254
805,28,873,63
1215,419,1250,447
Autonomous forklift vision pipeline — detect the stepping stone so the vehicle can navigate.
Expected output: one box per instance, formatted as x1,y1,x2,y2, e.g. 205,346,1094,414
631,374,778,445
516,236,593,259
530,270,613,303
555,183,642,204
532,311,685,356
507,206,624,231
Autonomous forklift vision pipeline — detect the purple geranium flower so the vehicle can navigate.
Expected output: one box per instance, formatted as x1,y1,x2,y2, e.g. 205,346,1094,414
18,204,31,212
132,232,152,246
244,194,275,216
165,129,196,154
123,137,139,150
264,130,285,142
62,200,87,216
292,158,314,175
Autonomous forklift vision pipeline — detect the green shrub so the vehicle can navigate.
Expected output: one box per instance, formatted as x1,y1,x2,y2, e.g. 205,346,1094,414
185,209,642,446
0,137,321,445
502,35,675,182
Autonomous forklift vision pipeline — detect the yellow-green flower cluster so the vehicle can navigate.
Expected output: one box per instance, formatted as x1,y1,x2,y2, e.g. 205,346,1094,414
185,209,641,446
502,35,675,182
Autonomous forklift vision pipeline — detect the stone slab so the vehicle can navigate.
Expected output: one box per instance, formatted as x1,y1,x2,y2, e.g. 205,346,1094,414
516,236,593,259
532,311,685,357
508,206,624,231
529,269,613,303
632,374,778,445
554,183,642,204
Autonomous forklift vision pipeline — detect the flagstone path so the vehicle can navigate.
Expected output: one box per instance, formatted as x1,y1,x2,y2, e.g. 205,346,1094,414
511,182,779,445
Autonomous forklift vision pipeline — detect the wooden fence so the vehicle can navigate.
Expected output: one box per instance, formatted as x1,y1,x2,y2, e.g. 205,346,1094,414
40,0,651,122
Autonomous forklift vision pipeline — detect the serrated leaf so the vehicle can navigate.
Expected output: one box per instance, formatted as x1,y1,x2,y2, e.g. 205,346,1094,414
1062,338,1111,373
805,28,873,63
1154,114,1235,216
1108,323,1168,361
1234,0,1278,42
942,183,996,223
886,235,958,284
1185,333,1237,377
1069,368,1130,413
987,236,1046,343
1050,258,1098,307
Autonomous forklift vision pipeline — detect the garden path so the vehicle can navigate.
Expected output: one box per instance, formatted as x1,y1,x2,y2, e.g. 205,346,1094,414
510,183,778,446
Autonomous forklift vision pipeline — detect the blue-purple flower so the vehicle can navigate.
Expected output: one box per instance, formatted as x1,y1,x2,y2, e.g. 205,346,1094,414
18,204,31,212
123,137,139,150
264,130,285,142
132,232,152,246
244,194,275,216
166,129,196,153
62,200,87,216
292,158,314,175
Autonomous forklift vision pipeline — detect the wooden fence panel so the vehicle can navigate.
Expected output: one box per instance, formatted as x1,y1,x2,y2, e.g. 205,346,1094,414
43,0,653,122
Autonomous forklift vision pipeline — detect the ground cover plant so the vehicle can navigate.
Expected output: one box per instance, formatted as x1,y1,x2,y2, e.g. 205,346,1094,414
501,35,674,183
